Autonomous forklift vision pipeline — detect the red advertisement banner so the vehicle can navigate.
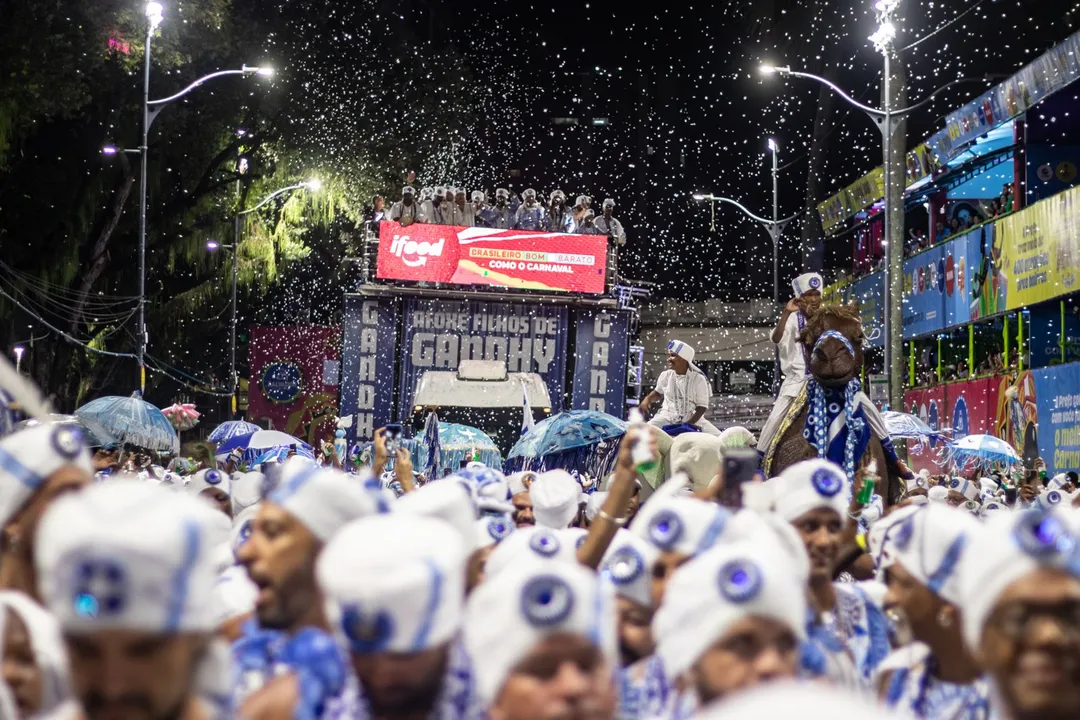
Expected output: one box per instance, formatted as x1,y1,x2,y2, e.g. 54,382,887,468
375,222,608,294
247,326,342,448
903,378,1004,473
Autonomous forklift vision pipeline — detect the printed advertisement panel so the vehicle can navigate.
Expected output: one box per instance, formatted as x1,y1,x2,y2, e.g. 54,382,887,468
375,221,608,294
1032,363,1080,474
997,184,1080,310
902,245,945,339
248,326,342,447
571,310,631,415
941,227,989,328
945,377,998,441
903,387,947,473
339,297,398,443
397,299,569,420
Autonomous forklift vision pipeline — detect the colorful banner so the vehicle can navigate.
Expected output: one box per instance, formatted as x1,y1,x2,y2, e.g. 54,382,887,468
1032,363,1080,474
396,299,569,421
849,273,884,348
902,245,945,339
996,183,1080,310
903,385,947,473
339,296,398,443
375,221,608,294
928,31,1080,162
571,309,632,415
248,326,342,447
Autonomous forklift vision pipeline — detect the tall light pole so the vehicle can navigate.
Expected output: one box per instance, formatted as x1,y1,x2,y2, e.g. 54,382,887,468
135,0,273,394
215,180,321,415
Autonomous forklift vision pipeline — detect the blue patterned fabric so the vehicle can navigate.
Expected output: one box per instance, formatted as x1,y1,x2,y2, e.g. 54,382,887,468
803,583,891,689
804,381,870,488
617,655,668,720
885,657,992,719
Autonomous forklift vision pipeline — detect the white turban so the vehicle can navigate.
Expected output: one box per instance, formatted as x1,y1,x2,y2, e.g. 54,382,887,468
879,504,979,605
396,479,479,549
630,494,731,557
792,273,823,297
474,514,516,550
530,470,582,529
765,459,850,522
0,424,92,526
266,458,385,542
464,560,617,704
230,471,264,513
698,679,898,720
318,514,467,654
666,339,701,373
652,540,807,681
211,565,258,627
599,529,660,608
957,509,1080,650
484,526,580,580
35,479,220,633
187,468,231,498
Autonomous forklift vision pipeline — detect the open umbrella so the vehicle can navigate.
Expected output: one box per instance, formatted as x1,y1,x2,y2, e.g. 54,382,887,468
882,410,950,452
422,411,441,479
208,420,261,444
215,429,314,465
75,394,179,454
414,422,502,473
946,433,1021,471
15,413,120,448
506,410,628,479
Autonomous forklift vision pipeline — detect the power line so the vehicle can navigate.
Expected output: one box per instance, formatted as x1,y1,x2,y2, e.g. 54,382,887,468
899,0,991,53
0,286,137,359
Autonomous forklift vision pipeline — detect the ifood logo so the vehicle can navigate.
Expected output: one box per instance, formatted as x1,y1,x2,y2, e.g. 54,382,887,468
389,234,445,267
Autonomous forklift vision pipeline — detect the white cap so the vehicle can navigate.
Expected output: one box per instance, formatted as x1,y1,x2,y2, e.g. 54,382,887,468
36,479,220,633
947,477,980,502
474,514,516,550
630,494,731,557
602,198,615,210
0,424,92,526
231,503,260,555
958,509,1080,650
187,468,231,498
866,505,921,573
765,460,850,522
666,339,698,369
523,188,537,198
318,514,467,654
1050,473,1070,491
698,680,898,720
652,540,807,682
928,485,949,504
471,190,486,202
507,471,535,496
396,479,479,549
476,478,515,515
464,560,617,704
792,272,823,296
530,470,581,529
266,458,384,542
495,188,509,198
402,185,415,196
880,505,979,605
599,530,659,608
211,565,258,627
230,471,264,513
484,526,579,580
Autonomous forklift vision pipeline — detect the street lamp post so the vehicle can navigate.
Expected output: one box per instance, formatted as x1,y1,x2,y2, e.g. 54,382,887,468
135,1,272,394
214,180,321,415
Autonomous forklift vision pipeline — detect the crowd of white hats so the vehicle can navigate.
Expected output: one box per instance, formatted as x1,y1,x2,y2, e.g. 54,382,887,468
1,417,1080,720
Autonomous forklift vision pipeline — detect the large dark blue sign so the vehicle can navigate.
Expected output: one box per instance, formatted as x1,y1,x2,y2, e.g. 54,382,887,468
571,310,631,416
397,299,569,418
339,296,398,442
259,362,303,405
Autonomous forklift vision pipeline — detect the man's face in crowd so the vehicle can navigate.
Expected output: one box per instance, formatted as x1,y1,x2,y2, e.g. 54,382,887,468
496,195,507,207
650,552,691,608
236,503,322,631
512,492,535,528
467,545,496,594
615,597,654,666
373,197,384,211
402,192,414,206
884,561,949,644
979,567,1080,719
524,194,536,206
492,634,617,720
792,508,843,585
797,289,822,315
456,192,466,208
603,206,612,218
350,644,450,718
65,629,206,720
690,616,799,705
625,488,641,524
945,490,967,508
10,465,90,557
666,352,689,375
3,609,43,716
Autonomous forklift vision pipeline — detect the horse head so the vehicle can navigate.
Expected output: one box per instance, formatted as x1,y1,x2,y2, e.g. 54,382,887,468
801,303,865,389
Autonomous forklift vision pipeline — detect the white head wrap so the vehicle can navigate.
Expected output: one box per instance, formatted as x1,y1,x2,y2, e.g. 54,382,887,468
652,540,807,682
396,479,479,549
1049,473,1070,491
630,493,730,557
947,477,980,502
666,339,701,373
879,504,979,605
266,458,384,542
957,508,1080,650
599,530,659,609
766,459,850,522
35,479,220,633
484,526,579,580
530,470,582,529
211,565,258,627
474,514,516,550
507,472,535,496
230,471,264,514
464,560,617,704
0,424,92,527
318,514,467,655
0,591,70,713
791,272,823,297
928,485,949,504
698,680,898,720
187,468,231,498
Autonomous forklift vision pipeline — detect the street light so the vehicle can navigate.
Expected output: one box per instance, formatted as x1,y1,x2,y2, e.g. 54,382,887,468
133,1,273,395
224,180,321,414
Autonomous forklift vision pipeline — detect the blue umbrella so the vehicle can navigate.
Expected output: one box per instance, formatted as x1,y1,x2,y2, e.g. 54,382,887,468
75,394,179,454
15,414,119,448
946,433,1021,471
414,423,502,473
422,411,441,479
882,410,950,452
215,429,314,466
208,420,261,444
506,410,628,479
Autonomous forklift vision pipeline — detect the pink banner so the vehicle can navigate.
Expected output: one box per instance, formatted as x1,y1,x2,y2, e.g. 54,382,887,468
376,221,608,294
247,326,341,448
903,385,948,473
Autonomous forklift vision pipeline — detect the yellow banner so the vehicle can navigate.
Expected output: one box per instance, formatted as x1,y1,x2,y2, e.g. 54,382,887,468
997,183,1080,310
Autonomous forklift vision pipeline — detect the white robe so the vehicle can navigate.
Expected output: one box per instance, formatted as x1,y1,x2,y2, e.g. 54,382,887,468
647,369,720,436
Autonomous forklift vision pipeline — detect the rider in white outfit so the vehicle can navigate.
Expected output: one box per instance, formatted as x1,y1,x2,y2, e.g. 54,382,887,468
638,340,721,436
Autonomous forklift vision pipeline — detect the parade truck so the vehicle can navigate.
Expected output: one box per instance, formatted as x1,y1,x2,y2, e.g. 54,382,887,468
337,219,648,452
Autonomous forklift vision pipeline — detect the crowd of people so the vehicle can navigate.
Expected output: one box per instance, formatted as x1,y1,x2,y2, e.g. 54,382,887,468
366,186,626,243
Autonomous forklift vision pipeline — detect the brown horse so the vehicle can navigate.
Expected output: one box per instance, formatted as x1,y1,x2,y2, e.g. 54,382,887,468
765,303,905,504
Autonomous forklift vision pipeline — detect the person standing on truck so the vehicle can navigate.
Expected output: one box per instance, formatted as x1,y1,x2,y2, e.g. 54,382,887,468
594,198,626,245
389,185,424,226
637,340,720,435
513,188,545,230
490,188,514,229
